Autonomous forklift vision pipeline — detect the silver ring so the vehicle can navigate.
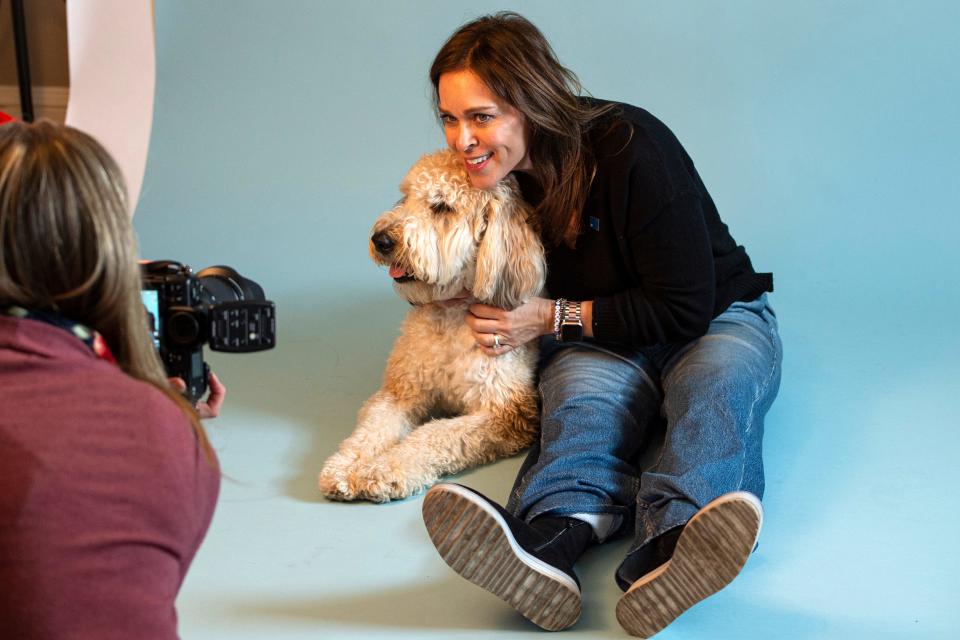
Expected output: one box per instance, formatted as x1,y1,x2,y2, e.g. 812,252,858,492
493,333,501,349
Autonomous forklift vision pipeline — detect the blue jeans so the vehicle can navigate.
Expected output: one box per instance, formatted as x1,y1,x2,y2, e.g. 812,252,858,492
506,294,782,574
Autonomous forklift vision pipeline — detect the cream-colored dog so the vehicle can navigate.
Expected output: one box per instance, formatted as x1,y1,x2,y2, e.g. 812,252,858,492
319,150,545,503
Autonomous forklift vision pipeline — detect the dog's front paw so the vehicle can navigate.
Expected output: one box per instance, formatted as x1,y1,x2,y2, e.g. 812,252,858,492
350,459,437,503
318,450,363,501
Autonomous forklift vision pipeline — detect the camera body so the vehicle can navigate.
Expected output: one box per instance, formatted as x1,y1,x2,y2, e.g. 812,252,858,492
140,260,276,402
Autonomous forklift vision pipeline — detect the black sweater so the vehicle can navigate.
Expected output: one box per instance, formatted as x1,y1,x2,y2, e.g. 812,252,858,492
515,100,773,348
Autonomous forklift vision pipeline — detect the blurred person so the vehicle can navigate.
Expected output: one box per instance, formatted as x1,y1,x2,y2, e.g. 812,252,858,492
0,120,223,639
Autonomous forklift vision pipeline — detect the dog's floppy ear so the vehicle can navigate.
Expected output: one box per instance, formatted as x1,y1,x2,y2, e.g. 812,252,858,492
473,190,545,310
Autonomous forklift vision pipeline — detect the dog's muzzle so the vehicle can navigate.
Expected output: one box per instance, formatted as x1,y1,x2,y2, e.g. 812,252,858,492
372,231,416,283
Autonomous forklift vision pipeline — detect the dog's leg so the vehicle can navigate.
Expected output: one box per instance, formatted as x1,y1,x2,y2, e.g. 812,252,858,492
351,401,538,502
319,389,424,501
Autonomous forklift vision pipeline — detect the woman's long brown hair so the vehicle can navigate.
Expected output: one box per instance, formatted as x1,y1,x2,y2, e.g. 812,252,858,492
430,12,617,248
0,120,212,457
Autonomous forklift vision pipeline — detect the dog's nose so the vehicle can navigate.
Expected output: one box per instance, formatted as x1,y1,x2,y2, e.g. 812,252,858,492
371,231,394,255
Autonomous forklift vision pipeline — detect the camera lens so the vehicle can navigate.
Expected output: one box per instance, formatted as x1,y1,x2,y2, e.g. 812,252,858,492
167,310,202,346
196,266,266,303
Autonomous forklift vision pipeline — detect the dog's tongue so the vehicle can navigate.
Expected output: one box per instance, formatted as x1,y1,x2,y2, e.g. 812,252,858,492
389,264,406,279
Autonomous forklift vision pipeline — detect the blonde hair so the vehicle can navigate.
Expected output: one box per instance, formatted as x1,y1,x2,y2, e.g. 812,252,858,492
0,120,210,452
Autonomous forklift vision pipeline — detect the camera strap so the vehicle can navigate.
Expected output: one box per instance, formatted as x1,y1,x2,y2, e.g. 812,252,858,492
1,305,118,365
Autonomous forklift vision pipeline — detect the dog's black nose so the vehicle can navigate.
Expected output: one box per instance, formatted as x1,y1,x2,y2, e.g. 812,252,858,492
371,231,394,255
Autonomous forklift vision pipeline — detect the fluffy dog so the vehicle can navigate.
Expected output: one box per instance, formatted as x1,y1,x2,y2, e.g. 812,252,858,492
319,149,545,503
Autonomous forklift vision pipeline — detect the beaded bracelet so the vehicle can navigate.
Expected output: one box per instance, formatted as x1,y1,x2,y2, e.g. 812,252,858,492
553,298,565,341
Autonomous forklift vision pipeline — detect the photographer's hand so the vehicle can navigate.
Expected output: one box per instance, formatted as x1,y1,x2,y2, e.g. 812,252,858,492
169,371,226,419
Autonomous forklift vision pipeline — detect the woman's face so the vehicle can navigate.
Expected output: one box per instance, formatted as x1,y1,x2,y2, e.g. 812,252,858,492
438,69,532,190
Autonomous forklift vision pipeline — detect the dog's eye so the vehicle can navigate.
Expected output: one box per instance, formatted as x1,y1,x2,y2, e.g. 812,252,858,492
430,201,454,215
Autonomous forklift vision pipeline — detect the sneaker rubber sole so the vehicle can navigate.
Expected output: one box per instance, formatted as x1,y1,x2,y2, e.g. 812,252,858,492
422,483,581,631
615,491,763,638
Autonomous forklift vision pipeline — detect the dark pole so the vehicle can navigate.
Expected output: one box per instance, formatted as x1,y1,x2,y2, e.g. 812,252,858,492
10,0,35,122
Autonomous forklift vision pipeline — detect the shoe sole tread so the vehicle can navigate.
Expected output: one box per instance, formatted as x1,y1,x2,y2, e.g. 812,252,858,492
423,485,581,631
615,492,762,638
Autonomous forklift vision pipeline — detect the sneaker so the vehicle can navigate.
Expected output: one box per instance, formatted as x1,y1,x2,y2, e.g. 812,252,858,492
615,524,683,592
422,482,590,631
615,491,763,638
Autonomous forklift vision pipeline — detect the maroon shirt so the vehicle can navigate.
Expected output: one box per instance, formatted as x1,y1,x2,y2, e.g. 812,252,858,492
0,316,220,639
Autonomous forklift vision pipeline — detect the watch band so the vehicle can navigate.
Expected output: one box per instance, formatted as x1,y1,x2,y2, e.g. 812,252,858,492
555,298,584,342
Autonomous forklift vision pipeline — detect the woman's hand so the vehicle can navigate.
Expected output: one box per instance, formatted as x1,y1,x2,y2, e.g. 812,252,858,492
169,371,227,419
466,296,554,356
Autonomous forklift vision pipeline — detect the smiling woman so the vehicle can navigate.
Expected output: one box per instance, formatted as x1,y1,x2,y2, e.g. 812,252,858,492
437,69,532,190
419,12,781,637
429,18,614,248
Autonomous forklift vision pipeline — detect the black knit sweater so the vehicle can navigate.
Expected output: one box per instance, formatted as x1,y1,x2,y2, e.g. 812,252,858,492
515,100,773,348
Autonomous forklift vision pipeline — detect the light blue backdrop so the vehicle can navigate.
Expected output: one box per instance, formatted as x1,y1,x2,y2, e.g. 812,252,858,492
134,1,959,638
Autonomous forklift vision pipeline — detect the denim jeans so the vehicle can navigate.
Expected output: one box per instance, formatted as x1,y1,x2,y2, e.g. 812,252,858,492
506,294,782,577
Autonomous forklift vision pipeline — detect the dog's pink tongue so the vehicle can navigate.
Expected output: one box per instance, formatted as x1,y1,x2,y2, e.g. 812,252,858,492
389,264,406,279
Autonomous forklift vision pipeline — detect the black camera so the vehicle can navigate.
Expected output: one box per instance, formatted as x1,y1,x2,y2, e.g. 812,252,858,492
140,260,276,402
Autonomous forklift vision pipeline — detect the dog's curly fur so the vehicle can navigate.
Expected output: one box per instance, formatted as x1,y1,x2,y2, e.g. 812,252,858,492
319,150,545,502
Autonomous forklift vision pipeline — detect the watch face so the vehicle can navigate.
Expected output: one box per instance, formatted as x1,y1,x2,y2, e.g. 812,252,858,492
560,322,583,342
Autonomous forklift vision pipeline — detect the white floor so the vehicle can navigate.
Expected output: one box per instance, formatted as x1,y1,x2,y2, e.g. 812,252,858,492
174,292,960,640
137,5,960,634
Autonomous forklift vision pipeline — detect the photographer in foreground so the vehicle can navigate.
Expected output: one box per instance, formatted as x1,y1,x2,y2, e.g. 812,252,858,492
0,120,221,639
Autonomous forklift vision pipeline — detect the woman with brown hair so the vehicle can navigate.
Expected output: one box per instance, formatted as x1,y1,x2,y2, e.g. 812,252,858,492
0,120,222,639
420,13,783,637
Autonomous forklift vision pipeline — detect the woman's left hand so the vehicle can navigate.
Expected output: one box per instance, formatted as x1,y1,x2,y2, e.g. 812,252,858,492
466,296,554,356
